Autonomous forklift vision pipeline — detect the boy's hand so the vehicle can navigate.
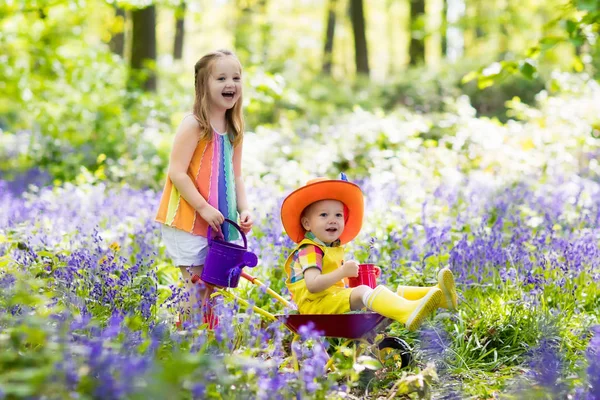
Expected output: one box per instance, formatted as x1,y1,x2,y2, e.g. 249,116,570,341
239,210,253,234
341,260,359,278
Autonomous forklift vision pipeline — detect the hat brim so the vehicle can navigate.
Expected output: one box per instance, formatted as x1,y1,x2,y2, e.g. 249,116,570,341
281,180,364,245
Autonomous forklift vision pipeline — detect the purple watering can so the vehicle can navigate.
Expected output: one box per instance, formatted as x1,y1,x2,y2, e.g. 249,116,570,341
201,219,258,288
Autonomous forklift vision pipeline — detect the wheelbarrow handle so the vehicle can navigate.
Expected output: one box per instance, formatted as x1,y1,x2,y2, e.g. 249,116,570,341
241,271,256,283
192,273,253,286
191,274,218,287
240,271,294,309
195,271,294,309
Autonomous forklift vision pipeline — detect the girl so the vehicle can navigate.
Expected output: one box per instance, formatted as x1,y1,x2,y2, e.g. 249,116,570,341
156,49,253,326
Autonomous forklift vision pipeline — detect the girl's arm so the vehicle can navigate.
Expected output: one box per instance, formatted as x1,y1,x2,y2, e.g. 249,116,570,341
168,116,224,231
303,260,359,293
233,141,253,233
232,141,249,212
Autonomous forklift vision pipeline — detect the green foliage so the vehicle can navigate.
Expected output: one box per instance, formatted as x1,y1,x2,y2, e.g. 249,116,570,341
2,78,600,397
244,60,551,137
1,0,597,187
464,0,600,87
2,0,600,398
0,0,182,187
463,72,546,121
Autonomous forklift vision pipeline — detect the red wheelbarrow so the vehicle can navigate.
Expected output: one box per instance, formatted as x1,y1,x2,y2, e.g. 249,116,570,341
194,271,414,371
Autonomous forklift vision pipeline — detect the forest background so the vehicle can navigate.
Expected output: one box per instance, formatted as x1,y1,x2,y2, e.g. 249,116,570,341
1,0,600,399
3,0,598,187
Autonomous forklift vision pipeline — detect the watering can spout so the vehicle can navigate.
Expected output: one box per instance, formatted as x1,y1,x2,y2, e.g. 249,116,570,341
243,252,258,268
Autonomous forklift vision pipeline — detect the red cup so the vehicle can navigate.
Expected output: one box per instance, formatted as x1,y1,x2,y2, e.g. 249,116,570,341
348,263,381,289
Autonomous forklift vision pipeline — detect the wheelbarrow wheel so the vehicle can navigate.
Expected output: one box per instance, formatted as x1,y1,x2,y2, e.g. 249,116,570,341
378,337,413,369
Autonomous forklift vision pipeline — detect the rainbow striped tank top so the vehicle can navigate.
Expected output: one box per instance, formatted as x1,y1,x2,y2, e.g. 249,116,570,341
155,128,239,241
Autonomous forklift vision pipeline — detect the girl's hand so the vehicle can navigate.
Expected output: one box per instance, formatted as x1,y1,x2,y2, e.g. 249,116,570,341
197,204,224,233
341,260,359,278
239,209,253,234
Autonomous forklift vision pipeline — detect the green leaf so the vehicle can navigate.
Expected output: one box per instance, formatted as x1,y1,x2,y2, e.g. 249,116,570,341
500,60,519,73
572,56,585,72
526,46,541,58
565,19,578,34
539,36,565,50
575,0,600,12
519,60,537,80
0,256,10,268
354,355,382,372
461,70,479,84
477,76,497,89
2,383,37,397
569,36,586,47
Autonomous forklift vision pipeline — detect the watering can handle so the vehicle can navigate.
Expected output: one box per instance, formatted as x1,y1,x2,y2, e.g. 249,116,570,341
207,218,248,249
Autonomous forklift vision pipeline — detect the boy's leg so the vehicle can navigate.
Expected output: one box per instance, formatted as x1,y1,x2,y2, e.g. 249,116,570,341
396,285,431,300
396,267,457,310
354,285,442,331
350,285,373,310
436,267,458,310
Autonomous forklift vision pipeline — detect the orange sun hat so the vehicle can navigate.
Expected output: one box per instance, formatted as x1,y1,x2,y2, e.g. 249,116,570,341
281,176,364,245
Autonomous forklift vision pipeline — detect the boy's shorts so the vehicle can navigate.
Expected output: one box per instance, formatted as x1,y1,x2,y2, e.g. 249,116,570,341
161,225,208,266
298,287,353,314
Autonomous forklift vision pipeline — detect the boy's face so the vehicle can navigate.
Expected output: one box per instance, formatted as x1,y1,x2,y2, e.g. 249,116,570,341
301,200,345,244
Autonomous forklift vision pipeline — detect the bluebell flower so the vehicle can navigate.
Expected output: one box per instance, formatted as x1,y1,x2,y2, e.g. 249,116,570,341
587,326,600,399
525,336,565,396
192,383,206,399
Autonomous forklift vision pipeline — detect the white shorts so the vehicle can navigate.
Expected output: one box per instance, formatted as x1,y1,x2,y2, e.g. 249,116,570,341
161,225,208,266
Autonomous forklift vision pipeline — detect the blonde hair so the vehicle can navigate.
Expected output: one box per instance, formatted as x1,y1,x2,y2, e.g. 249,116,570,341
193,49,244,146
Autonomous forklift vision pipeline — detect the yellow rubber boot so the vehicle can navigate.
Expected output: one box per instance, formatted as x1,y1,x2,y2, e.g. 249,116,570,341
366,285,442,331
436,267,458,310
396,267,458,311
396,286,431,300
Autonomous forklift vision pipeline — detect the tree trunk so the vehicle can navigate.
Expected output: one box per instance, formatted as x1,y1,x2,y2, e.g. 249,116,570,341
130,6,157,92
425,0,444,67
322,0,337,75
173,2,186,60
234,1,253,65
445,0,465,62
441,0,448,56
349,0,369,75
498,0,513,57
463,0,476,56
386,0,396,75
258,0,271,65
409,0,426,65
109,6,126,57
475,0,485,39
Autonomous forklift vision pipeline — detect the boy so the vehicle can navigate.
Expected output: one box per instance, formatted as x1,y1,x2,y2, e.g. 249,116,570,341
280,176,457,331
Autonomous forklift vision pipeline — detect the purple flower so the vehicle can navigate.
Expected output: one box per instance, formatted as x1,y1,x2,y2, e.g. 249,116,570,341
587,326,600,399
102,312,124,339
192,383,206,399
297,322,324,341
528,337,564,392
419,325,450,360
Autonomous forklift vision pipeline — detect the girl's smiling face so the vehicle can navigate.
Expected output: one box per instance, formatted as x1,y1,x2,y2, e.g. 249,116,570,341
301,200,346,244
208,56,242,113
